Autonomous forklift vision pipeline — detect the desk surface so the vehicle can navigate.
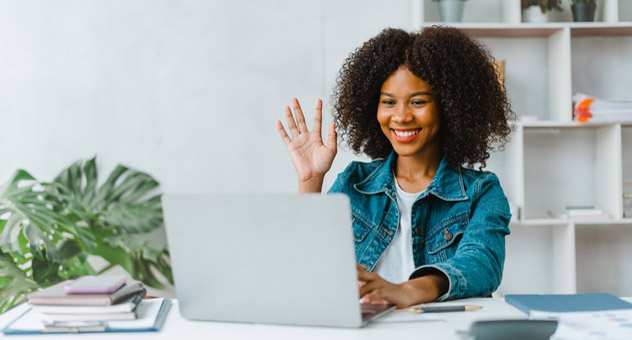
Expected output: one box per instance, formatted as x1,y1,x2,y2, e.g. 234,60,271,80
0,297,529,339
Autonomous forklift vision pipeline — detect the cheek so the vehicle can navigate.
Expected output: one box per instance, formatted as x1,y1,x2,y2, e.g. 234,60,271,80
418,106,439,126
376,108,390,126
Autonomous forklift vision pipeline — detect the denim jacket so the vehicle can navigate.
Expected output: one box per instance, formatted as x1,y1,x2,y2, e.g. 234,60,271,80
328,152,511,301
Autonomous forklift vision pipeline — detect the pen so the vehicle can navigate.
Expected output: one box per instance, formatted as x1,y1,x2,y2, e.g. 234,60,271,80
407,305,482,313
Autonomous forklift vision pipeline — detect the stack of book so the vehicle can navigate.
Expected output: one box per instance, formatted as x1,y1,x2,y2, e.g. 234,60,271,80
1,275,171,334
573,93,632,123
27,276,146,328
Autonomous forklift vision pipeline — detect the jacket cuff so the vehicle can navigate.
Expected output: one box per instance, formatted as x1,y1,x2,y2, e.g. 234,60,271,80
409,263,465,301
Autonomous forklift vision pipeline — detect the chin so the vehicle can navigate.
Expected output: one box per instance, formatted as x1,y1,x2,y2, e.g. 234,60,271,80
392,146,421,157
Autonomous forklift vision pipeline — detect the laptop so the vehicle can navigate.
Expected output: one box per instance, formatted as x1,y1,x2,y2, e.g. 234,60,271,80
162,193,395,327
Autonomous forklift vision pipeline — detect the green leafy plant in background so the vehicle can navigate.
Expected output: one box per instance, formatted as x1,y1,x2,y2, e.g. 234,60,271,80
521,0,563,13
0,157,172,313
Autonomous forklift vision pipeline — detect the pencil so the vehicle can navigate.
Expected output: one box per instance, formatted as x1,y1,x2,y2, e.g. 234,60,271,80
407,305,482,313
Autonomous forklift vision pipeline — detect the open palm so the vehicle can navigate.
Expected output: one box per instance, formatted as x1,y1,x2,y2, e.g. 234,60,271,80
276,98,337,182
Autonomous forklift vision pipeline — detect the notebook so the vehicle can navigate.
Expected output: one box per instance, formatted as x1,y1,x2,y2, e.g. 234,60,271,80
162,193,396,328
506,293,632,317
28,280,145,306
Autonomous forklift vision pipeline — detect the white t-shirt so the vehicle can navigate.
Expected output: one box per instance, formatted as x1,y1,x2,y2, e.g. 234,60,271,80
373,178,420,284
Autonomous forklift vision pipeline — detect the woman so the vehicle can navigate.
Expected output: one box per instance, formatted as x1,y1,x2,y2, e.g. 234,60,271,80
276,26,513,308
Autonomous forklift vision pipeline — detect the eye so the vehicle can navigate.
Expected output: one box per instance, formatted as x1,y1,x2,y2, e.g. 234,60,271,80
381,99,396,105
411,99,427,105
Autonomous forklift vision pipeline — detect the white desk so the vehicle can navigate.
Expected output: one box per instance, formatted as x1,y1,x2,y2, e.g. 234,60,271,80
0,298,527,339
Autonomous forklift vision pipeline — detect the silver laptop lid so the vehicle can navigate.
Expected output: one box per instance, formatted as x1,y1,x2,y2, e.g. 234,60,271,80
163,193,363,327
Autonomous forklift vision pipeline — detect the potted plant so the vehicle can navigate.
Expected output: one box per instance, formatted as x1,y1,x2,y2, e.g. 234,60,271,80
0,157,172,313
433,0,467,23
521,0,563,23
569,0,597,22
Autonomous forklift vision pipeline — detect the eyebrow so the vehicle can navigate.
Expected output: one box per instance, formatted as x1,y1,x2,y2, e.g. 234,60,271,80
380,91,432,97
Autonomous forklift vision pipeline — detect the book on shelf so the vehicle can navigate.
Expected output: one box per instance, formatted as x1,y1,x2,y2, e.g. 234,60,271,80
573,93,632,123
548,207,609,220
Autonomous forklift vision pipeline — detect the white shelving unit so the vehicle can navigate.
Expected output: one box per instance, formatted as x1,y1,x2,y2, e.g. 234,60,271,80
413,0,632,296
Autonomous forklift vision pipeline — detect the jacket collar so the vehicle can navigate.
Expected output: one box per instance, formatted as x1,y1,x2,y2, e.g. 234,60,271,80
353,151,468,201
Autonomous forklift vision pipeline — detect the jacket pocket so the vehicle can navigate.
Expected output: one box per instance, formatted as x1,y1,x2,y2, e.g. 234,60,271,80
351,212,371,243
426,213,468,255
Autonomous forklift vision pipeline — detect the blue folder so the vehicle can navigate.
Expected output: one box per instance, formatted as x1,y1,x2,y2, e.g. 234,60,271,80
506,293,632,316
3,298,171,335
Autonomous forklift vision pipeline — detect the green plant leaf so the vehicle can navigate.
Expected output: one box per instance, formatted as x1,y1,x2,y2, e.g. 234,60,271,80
53,159,163,234
50,158,172,285
0,252,38,313
94,231,172,289
0,170,65,261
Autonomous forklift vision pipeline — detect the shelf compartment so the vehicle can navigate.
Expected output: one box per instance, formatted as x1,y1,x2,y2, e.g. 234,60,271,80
485,125,524,215
475,28,571,122
523,125,621,220
575,224,632,296
571,35,632,102
499,224,576,295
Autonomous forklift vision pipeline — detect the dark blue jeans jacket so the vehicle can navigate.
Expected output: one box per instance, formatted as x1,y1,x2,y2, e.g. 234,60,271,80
328,151,511,301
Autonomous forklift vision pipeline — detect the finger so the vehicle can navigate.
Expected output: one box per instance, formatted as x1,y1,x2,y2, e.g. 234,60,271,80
357,269,377,282
359,280,384,297
312,98,323,134
326,122,337,153
356,264,365,272
284,105,300,138
364,293,390,305
276,120,292,145
292,98,308,133
357,280,366,290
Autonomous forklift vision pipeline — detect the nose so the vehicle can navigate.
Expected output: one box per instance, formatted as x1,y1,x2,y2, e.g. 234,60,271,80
391,103,413,123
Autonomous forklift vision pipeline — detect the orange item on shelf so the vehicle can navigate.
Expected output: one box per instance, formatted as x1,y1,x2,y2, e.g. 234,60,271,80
574,98,594,123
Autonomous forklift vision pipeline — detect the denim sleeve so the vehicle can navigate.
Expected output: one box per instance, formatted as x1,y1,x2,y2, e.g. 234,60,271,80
409,174,511,301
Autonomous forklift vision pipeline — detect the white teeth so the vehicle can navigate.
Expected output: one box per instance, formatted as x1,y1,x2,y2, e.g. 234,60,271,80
393,129,421,137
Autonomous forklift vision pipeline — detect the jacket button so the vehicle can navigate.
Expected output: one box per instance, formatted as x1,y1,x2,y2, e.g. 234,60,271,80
444,228,453,241
415,227,422,235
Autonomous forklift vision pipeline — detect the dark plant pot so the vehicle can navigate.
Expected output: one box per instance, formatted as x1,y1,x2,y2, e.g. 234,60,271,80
571,2,596,22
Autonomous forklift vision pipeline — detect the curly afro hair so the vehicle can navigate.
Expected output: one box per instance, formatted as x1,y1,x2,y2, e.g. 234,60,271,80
332,26,514,169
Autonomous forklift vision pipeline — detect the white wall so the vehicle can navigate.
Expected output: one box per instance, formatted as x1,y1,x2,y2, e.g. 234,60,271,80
0,0,414,196
1,0,532,297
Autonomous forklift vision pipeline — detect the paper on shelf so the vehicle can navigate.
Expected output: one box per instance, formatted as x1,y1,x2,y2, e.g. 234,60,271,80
573,93,632,123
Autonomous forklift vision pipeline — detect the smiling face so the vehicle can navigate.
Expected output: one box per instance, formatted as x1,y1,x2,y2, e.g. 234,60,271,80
377,66,441,160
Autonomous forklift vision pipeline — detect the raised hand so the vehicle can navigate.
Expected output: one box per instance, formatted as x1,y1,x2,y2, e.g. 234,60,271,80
276,98,337,192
